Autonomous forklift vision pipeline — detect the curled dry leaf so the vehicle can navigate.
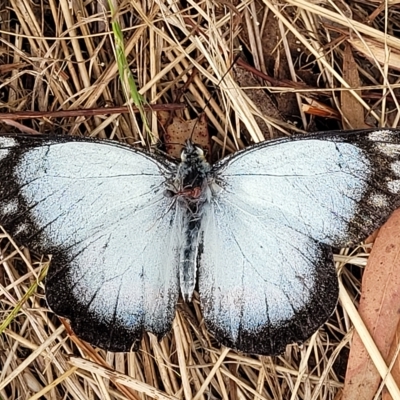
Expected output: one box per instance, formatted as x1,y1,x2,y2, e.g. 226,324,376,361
340,44,368,130
343,208,400,400
165,115,211,159
23,371,43,393
302,97,340,120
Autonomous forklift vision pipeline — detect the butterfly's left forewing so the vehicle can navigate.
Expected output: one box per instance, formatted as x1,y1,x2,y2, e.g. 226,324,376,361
199,129,400,355
0,136,182,351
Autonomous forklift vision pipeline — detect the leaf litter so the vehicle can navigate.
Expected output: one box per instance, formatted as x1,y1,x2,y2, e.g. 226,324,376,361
1,0,400,399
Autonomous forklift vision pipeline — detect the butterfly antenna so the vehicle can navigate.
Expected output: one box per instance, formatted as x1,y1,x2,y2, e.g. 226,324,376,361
188,53,241,143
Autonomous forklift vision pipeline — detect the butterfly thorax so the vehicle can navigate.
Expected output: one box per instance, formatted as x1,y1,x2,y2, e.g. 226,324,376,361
165,141,212,205
176,141,210,194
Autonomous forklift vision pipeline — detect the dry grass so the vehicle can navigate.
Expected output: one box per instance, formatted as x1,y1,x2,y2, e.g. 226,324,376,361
1,0,400,399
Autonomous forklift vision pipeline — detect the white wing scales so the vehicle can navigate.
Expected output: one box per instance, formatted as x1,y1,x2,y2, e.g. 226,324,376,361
199,131,400,354
213,139,370,246
0,138,181,351
200,193,337,354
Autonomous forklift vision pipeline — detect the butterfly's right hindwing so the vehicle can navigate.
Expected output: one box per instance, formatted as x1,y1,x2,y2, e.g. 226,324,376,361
0,135,181,352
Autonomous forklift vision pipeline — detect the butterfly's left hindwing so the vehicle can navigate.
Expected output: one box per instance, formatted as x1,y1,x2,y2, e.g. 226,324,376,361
199,129,400,355
0,135,181,351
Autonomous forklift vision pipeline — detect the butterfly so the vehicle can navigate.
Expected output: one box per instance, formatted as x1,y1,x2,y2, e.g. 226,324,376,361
0,129,400,355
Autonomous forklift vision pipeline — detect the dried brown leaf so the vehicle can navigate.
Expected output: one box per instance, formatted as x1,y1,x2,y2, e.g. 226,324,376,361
165,115,210,159
341,44,367,129
302,97,340,119
343,209,400,399
382,319,400,400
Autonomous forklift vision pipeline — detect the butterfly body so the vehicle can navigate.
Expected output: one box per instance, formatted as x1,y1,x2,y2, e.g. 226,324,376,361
1,130,400,354
168,141,214,301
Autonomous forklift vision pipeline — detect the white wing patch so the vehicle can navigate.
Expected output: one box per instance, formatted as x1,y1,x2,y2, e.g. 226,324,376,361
368,129,394,141
0,137,17,147
369,130,400,157
388,180,400,194
216,140,369,246
0,198,18,216
391,160,400,175
12,141,181,350
199,198,336,354
370,194,388,208
0,137,16,161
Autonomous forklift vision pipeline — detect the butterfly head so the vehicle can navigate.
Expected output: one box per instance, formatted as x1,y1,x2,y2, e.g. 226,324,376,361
180,140,206,163
179,140,210,178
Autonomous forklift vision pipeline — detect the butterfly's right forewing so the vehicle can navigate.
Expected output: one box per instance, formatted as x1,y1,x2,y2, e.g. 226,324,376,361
0,136,182,351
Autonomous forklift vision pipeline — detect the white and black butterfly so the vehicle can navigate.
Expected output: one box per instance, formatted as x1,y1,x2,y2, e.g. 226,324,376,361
0,129,400,355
